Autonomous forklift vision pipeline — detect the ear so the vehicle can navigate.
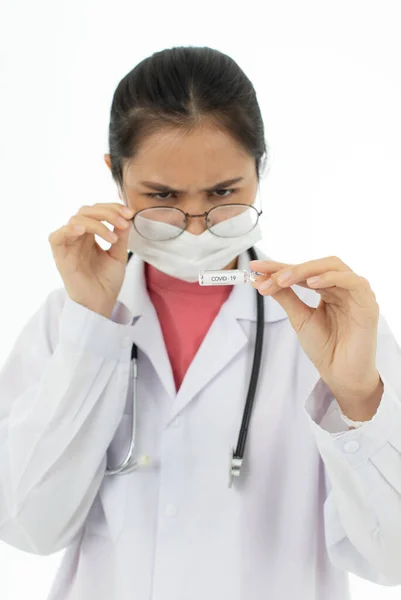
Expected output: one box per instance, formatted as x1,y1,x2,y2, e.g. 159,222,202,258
104,154,125,203
104,153,112,170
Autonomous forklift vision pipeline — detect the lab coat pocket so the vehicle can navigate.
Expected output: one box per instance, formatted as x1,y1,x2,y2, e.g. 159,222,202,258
85,414,131,542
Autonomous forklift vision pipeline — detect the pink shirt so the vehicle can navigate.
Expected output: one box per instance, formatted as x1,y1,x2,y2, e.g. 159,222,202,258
145,263,233,391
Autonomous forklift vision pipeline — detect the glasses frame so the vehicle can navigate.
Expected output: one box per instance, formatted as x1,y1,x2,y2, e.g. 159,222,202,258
132,203,263,240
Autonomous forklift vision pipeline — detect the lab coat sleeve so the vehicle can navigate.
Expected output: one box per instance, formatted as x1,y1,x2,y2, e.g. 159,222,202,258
303,312,401,586
0,289,132,556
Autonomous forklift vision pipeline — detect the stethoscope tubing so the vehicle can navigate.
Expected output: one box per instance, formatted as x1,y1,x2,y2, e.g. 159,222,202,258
106,247,264,482
105,344,139,476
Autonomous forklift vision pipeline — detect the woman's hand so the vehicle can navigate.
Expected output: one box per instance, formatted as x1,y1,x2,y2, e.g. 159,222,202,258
49,202,135,318
250,256,383,416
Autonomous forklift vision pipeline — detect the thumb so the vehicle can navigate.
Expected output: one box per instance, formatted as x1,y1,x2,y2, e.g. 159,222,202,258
107,220,132,263
269,287,314,333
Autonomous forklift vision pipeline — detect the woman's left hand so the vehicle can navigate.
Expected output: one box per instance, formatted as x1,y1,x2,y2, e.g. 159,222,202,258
250,256,383,411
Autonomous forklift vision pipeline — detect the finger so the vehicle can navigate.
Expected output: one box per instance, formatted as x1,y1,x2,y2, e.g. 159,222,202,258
68,215,120,244
306,271,379,314
77,204,134,261
260,285,314,333
49,203,135,248
253,270,359,294
106,218,132,262
305,270,371,292
49,223,92,247
249,259,293,273
76,205,134,238
250,258,351,287
78,203,134,222
251,274,313,291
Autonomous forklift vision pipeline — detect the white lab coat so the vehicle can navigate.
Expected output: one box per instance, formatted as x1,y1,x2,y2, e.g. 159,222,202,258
1,248,401,600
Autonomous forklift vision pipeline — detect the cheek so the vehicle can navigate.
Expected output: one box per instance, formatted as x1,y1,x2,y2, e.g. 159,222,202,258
124,195,149,213
133,200,149,212
119,184,147,212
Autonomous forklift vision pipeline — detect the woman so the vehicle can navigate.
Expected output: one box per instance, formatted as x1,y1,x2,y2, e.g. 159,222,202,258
1,46,401,600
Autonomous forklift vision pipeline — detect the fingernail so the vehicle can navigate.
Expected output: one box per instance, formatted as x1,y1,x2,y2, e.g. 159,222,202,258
116,217,129,228
249,271,266,282
277,270,292,284
121,206,134,217
260,279,273,291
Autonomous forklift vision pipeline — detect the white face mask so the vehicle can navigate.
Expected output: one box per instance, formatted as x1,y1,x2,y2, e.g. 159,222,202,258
125,207,263,282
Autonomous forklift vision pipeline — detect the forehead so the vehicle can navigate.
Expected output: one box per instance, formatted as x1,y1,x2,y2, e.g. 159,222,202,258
124,122,255,186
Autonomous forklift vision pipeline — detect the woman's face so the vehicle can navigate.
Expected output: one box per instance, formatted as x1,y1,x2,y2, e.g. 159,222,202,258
104,121,259,236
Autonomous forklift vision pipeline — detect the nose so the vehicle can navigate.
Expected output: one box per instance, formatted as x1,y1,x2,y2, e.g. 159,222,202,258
185,214,208,235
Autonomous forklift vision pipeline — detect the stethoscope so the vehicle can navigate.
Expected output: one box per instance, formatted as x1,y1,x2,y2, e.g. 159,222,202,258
106,246,265,487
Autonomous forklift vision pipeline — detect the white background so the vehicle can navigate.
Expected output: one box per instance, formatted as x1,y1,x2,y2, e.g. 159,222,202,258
0,0,400,598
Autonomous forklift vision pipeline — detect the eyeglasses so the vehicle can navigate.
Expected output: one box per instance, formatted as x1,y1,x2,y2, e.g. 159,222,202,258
132,204,262,241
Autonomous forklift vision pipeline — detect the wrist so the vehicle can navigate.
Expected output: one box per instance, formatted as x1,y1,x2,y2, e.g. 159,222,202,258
69,298,115,319
335,376,384,422
95,305,115,319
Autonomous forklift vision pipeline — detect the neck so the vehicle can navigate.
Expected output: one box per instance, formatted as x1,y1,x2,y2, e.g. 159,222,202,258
224,256,239,270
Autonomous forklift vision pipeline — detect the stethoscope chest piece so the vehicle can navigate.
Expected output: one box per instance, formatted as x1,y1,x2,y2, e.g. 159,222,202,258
228,447,243,488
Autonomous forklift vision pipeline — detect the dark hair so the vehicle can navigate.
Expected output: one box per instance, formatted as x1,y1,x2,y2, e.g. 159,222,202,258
107,46,270,192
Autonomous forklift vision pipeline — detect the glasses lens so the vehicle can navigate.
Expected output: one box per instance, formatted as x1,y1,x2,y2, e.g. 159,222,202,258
207,204,259,238
134,208,186,241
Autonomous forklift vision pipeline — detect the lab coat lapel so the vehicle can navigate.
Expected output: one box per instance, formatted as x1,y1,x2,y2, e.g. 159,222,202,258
131,306,177,401
167,299,249,425
165,249,289,426
116,254,176,401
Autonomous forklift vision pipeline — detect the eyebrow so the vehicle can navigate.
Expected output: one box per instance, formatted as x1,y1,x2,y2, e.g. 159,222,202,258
139,177,245,193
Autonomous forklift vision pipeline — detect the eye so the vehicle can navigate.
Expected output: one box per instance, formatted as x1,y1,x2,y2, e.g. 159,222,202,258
145,192,173,200
144,188,238,200
213,188,238,198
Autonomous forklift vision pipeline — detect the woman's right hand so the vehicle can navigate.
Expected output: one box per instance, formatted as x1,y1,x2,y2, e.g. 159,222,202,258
48,202,135,318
